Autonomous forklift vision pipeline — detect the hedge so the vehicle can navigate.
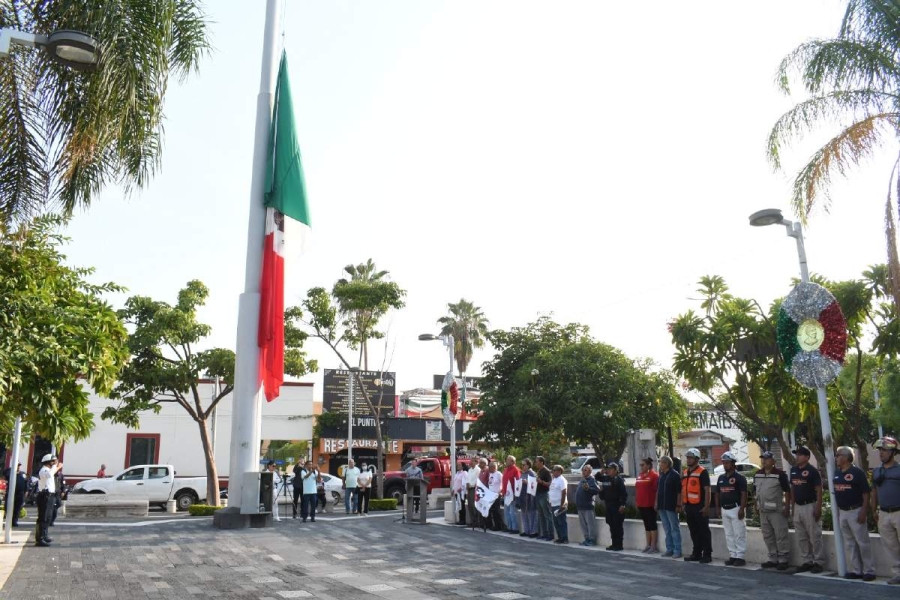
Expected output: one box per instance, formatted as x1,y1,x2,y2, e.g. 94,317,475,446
188,504,224,516
369,499,397,511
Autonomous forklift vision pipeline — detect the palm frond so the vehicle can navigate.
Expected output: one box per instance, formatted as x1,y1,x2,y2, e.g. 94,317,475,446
887,164,900,315
776,37,900,96
841,0,900,53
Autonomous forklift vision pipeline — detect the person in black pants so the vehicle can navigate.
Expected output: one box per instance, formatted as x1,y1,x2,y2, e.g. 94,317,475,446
4,463,26,527
35,454,61,547
681,448,713,562
599,462,628,550
291,461,304,519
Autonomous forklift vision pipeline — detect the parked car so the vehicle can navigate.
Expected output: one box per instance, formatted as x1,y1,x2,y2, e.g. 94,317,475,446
383,456,474,504
71,465,207,511
570,456,603,475
712,462,759,477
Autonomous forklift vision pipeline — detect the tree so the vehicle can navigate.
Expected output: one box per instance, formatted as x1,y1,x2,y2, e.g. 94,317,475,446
0,216,128,444
768,0,900,314
301,273,406,498
437,299,490,378
0,0,210,222
332,259,404,369
103,281,316,506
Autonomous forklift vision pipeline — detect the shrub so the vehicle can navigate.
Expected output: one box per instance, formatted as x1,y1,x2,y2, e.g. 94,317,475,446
188,504,224,516
19,507,25,519
368,499,397,511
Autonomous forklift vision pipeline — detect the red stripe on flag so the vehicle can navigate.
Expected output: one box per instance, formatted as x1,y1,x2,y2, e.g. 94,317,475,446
258,209,285,401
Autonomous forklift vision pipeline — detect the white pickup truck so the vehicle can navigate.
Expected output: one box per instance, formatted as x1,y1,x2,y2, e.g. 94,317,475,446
71,464,207,511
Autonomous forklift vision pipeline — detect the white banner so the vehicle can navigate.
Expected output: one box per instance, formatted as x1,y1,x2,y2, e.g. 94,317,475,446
527,476,537,496
475,480,498,517
514,478,523,496
504,480,516,506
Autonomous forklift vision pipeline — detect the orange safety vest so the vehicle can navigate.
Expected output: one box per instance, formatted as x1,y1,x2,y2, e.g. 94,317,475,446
682,466,706,505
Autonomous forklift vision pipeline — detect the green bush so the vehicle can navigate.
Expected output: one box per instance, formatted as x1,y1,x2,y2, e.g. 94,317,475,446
19,507,25,519
188,504,224,516
368,499,397,511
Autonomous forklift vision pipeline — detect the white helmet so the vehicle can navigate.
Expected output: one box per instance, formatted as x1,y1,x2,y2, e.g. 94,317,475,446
685,448,700,458
41,453,55,463
721,451,737,462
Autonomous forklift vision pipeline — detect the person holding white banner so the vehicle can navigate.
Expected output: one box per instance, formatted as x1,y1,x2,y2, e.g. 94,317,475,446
452,462,468,526
487,461,504,531
520,458,538,537
502,456,521,534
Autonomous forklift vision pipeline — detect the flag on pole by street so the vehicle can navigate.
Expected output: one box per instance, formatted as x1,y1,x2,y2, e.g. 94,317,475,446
258,51,310,402
474,480,498,517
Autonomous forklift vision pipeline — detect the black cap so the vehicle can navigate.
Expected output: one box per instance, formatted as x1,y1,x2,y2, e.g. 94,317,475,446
760,451,775,459
607,462,620,470
792,446,811,457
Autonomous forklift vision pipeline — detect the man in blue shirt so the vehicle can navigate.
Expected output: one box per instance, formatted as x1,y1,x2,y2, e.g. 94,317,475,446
655,456,682,558
575,464,599,546
790,446,825,573
873,436,900,584
833,446,874,581
298,460,318,522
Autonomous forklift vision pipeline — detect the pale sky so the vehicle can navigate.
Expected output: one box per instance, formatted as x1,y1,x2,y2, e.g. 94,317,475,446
63,1,895,398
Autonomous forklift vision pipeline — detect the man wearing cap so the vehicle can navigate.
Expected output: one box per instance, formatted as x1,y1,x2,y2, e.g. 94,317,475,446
713,452,747,567
833,446,875,580
790,446,825,574
754,451,791,570
35,454,62,547
599,462,627,551
873,436,900,584
681,448,712,562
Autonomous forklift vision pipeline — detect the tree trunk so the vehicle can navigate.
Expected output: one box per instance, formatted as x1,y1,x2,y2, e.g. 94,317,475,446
196,415,220,507
775,428,796,467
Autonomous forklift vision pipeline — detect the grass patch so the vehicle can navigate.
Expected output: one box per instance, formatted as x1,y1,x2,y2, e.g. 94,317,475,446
369,499,397,511
188,504,224,516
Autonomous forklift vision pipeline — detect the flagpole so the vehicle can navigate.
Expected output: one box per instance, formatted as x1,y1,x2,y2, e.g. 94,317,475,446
226,0,282,517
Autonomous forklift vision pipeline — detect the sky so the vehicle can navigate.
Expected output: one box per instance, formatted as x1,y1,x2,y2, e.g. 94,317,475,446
62,1,897,398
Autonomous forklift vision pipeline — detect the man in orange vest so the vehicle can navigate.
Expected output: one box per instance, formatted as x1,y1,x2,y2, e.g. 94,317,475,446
681,448,712,563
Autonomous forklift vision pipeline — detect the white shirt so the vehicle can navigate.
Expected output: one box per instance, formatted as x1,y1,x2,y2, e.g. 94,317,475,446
452,471,467,494
357,470,372,489
271,470,282,496
39,466,56,493
467,465,481,488
488,471,503,494
549,475,567,506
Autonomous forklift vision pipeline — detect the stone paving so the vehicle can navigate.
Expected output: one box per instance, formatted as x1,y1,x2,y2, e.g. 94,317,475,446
1,510,897,600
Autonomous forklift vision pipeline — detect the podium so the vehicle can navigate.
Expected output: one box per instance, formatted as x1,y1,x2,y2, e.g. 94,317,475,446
405,477,428,525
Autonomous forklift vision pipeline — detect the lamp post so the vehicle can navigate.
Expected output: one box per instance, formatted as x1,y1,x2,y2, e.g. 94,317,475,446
0,25,100,545
749,208,847,576
419,333,457,482
347,367,360,468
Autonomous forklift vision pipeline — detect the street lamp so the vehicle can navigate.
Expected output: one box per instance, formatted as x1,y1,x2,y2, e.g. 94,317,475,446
347,367,360,467
419,333,457,483
0,28,101,71
749,207,847,576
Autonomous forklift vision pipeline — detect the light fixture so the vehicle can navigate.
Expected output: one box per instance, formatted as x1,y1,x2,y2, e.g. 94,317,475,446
418,333,438,341
0,27,101,72
748,208,785,227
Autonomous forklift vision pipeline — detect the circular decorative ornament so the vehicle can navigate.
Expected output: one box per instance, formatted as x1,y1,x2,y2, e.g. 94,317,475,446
777,282,847,388
441,371,459,427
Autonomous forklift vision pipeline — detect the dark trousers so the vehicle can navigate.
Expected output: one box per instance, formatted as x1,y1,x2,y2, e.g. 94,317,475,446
489,498,504,531
685,504,712,557
457,494,466,524
605,504,624,548
35,491,52,543
50,494,60,525
317,492,327,511
300,493,317,521
5,493,23,526
357,488,370,514
292,487,302,517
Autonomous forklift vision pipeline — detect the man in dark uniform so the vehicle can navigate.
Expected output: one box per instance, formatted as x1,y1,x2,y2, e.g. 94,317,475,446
872,436,900,584
790,446,825,573
4,463,26,527
681,448,712,563
712,452,747,566
598,462,627,551
834,446,875,581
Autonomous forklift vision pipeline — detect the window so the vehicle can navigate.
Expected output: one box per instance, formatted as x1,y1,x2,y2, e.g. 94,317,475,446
118,468,145,481
420,461,435,473
148,467,169,479
124,434,160,468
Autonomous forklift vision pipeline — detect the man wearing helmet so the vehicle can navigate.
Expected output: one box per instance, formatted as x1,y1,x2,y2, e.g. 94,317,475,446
754,451,792,570
873,436,900,584
680,448,712,563
790,446,825,574
713,452,747,567
35,453,62,547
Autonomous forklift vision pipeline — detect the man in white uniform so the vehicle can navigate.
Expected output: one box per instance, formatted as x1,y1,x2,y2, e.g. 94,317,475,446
36,454,62,547
266,461,282,522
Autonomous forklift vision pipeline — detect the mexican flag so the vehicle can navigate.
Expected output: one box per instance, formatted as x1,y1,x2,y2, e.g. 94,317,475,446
258,51,310,402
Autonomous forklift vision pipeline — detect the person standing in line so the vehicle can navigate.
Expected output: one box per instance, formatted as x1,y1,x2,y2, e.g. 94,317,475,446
534,456,554,541
266,461,282,522
549,465,569,544
501,456,521,534
452,462,468,525
873,436,900,585
487,461,504,531
466,458,483,527
35,454,61,547
599,462,627,551
575,464,599,546
50,466,64,526
343,459,361,515
4,463,26,528
754,451,791,570
356,464,372,516
96,464,106,478
790,446,825,574
299,460,318,522
713,452,748,567
291,460,304,519
519,458,537,538
833,446,875,581
655,456,682,558
636,458,660,553
681,448,712,563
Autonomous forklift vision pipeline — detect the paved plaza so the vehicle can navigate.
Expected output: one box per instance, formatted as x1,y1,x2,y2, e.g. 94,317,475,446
0,510,897,600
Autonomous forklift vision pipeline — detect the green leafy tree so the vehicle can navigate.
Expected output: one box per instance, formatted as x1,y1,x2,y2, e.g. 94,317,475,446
0,0,209,221
0,216,128,444
104,281,316,506
437,299,490,378
333,259,404,369
300,274,406,498
768,0,900,313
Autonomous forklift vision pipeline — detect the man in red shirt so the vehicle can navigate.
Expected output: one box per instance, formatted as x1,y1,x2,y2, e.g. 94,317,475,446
501,456,521,533
96,464,106,478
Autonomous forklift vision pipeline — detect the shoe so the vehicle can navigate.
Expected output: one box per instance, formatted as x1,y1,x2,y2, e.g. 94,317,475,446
43,538,52,543
844,573,861,580
862,574,876,582
796,563,813,573
310,519,315,522
528,534,538,538
35,541,50,547
580,541,590,546
553,539,564,544
684,555,700,562
725,558,736,566
292,515,297,519
733,559,746,567
699,556,712,564
301,519,306,523
672,553,682,559
642,546,651,553
887,576,900,585
559,539,569,544
662,551,674,557
612,546,623,551
761,561,777,569
777,563,788,571
648,548,659,554
810,564,823,574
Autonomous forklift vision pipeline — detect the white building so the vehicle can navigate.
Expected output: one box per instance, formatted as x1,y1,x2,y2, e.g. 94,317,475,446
8,380,314,485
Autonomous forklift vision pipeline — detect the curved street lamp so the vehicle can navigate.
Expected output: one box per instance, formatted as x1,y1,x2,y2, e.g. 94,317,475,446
0,27,101,71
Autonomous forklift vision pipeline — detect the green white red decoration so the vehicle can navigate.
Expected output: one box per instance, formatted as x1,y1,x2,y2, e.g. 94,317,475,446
441,371,459,427
776,282,847,388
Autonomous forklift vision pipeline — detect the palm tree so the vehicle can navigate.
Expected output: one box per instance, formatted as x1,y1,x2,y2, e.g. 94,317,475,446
337,258,388,284
0,0,209,222
438,299,490,377
768,0,900,315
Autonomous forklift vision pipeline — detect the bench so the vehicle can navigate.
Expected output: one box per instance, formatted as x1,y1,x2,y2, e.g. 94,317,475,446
65,495,149,518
